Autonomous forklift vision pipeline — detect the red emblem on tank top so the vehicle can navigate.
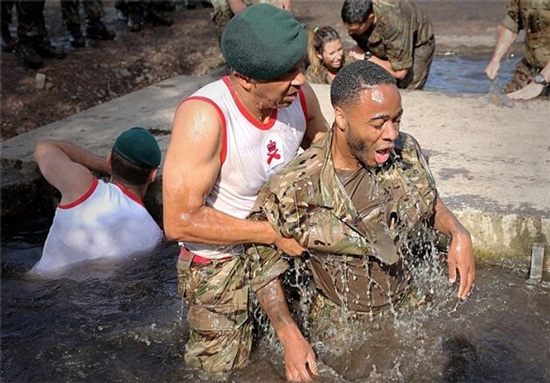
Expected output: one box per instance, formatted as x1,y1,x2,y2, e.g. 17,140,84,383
266,140,281,165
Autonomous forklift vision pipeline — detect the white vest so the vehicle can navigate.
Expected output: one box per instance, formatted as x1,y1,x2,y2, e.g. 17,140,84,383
180,76,308,259
33,178,163,274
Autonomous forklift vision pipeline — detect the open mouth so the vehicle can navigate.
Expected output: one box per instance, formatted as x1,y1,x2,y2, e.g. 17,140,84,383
374,148,391,164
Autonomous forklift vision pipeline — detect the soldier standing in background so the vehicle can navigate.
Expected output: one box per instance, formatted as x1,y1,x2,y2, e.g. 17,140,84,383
209,0,291,39
1,0,15,52
13,0,66,69
60,0,116,48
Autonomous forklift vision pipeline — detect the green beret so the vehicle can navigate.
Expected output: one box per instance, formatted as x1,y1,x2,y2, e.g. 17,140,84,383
221,4,307,80
113,127,161,168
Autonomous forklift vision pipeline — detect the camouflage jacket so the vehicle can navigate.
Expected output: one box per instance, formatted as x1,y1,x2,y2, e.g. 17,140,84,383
351,0,434,71
502,0,550,69
247,128,438,267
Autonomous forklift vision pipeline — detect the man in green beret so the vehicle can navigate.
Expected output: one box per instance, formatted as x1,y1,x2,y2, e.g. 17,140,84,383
32,127,164,275
163,3,328,379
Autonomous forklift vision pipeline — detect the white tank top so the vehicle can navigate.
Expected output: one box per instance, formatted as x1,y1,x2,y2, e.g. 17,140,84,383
179,76,308,259
33,178,163,274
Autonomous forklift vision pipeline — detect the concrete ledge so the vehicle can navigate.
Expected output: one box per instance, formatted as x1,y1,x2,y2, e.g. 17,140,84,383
2,75,549,273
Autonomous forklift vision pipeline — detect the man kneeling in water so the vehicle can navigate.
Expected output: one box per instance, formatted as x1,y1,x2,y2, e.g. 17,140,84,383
32,127,163,275
248,60,475,382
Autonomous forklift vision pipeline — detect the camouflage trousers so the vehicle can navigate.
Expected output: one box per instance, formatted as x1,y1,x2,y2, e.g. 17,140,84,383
16,0,46,39
505,57,550,96
209,0,282,38
177,247,288,374
398,37,435,90
60,0,107,26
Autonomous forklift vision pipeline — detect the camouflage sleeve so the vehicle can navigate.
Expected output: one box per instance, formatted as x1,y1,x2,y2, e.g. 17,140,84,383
502,0,522,33
378,15,414,71
406,134,438,211
247,188,290,293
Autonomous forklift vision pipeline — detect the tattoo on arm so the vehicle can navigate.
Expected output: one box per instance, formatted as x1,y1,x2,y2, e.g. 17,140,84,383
256,279,294,332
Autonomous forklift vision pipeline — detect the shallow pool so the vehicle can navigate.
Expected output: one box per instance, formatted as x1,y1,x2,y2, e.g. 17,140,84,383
1,219,549,383
425,55,521,94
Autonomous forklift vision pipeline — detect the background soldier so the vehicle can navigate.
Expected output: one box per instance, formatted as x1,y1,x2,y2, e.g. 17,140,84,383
485,0,550,100
60,0,116,48
341,0,435,90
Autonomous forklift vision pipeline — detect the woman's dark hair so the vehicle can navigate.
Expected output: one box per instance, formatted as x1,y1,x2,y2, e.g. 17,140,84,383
110,149,155,187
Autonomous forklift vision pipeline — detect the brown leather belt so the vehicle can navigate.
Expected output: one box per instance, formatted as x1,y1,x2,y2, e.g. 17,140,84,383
178,246,232,264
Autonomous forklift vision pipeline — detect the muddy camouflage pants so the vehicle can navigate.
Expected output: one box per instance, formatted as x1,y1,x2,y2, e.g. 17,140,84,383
209,0,281,38
60,0,106,27
397,38,435,90
177,248,287,373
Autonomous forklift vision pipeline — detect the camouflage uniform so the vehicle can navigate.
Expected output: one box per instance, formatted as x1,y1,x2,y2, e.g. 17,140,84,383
501,0,550,93
247,128,438,313
177,243,288,373
305,64,332,84
60,0,107,27
209,0,285,38
15,0,47,40
350,0,435,90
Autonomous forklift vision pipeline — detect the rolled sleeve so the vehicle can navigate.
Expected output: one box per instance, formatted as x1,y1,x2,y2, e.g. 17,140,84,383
501,0,522,33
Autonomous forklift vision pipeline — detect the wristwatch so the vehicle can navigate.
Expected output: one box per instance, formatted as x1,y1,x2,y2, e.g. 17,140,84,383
364,51,373,60
533,74,549,86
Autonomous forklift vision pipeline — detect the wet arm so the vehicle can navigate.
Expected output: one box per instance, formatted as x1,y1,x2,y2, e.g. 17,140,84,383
433,197,475,299
34,139,108,204
256,279,318,382
485,26,518,79
367,55,408,80
163,101,303,254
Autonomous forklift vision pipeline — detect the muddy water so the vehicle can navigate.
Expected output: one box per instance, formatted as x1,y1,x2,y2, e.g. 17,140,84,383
425,55,521,94
2,220,549,383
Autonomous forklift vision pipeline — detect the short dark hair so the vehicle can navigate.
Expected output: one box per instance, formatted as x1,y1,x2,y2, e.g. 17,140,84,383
341,0,373,24
330,60,396,108
110,149,155,187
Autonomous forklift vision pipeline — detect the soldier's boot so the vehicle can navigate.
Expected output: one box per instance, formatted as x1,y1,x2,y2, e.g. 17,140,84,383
33,38,66,59
67,23,86,48
86,18,115,40
127,12,143,32
1,22,15,52
143,8,173,26
114,0,128,21
14,39,43,69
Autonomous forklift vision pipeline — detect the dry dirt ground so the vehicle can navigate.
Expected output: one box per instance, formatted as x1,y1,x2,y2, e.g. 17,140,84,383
0,0,505,141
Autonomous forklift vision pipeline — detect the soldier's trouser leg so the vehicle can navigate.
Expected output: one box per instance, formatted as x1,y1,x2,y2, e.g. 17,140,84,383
404,38,435,90
82,0,107,20
177,256,252,374
16,0,46,39
60,0,81,27
505,57,536,93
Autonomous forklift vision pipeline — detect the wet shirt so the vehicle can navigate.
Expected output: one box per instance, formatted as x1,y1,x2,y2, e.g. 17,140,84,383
248,128,438,312
350,0,434,71
502,0,550,69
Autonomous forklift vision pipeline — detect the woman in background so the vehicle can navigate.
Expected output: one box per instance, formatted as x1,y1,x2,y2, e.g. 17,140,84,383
306,26,345,84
